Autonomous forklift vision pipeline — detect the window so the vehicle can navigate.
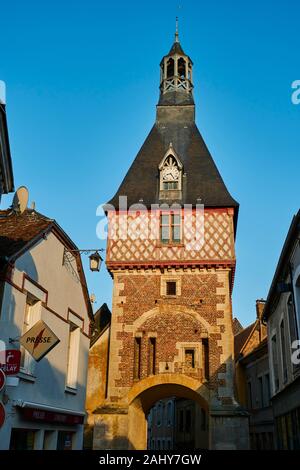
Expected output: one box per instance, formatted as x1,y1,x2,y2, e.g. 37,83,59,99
185,349,195,368
264,373,271,406
201,409,206,431
272,334,279,391
258,376,264,408
57,431,74,450
166,58,174,78
247,381,253,409
163,181,178,190
178,57,186,79
167,402,172,426
160,213,181,244
287,295,299,371
10,429,36,450
43,431,56,450
157,404,162,427
134,337,142,380
202,338,209,380
148,338,156,375
66,323,80,389
185,409,191,433
280,320,288,383
179,409,184,432
295,274,300,328
166,281,177,296
161,277,181,297
20,294,40,372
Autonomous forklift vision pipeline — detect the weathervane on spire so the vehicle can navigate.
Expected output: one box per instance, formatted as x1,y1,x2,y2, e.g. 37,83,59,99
175,16,179,42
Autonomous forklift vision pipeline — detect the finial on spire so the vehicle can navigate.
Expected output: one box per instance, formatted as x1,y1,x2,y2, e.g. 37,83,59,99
175,16,179,43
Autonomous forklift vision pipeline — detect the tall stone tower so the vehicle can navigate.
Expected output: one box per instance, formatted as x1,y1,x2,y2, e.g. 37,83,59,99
92,26,249,450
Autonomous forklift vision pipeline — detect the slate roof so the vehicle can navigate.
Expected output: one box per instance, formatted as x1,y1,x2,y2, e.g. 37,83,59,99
234,322,256,361
107,121,239,210
168,41,187,57
90,303,111,347
239,337,268,365
232,317,243,335
106,37,239,226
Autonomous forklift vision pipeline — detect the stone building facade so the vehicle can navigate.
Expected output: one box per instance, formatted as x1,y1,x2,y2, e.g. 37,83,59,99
87,28,249,450
263,210,300,449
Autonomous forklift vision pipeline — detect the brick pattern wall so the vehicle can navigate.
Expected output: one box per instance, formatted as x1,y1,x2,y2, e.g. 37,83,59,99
108,269,234,402
107,209,235,265
106,208,236,408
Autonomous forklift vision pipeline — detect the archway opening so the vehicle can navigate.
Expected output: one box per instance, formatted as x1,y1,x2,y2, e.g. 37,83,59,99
128,381,209,450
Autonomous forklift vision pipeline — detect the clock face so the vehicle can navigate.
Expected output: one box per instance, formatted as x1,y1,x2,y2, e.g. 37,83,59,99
162,166,180,181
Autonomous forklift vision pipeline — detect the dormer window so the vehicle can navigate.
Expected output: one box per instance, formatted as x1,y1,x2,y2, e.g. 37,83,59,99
159,144,183,193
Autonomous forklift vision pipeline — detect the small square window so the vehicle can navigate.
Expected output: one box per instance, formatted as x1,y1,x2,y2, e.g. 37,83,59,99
185,349,195,368
166,281,177,296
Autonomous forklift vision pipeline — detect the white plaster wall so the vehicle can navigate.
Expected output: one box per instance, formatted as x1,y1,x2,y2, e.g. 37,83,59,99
0,231,91,449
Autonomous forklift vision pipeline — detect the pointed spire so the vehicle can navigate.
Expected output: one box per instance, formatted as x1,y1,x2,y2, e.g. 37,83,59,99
175,16,179,43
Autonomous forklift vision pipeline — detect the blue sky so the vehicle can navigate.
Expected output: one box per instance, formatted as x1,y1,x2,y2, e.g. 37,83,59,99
1,0,299,326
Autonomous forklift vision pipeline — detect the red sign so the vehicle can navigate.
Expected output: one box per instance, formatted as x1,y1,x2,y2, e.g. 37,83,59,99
0,350,21,375
22,407,84,425
0,369,5,391
0,402,5,428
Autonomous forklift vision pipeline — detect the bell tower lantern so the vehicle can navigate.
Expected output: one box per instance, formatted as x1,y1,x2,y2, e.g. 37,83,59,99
160,18,193,97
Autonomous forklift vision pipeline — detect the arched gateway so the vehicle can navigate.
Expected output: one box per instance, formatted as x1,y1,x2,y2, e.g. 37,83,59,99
86,26,249,450
128,375,209,450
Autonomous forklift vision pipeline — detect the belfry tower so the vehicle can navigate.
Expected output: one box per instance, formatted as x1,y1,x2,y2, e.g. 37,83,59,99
91,25,249,450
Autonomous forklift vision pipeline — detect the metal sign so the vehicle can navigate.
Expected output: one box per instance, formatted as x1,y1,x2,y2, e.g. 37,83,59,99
0,402,5,428
20,320,60,362
0,369,5,392
0,349,21,375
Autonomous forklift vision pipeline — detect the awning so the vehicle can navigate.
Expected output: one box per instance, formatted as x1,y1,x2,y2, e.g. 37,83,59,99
14,400,86,425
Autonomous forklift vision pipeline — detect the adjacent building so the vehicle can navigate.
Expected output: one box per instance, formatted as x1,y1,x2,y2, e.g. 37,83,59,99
85,303,111,449
147,398,175,450
147,397,208,450
235,301,274,449
263,210,300,449
0,208,93,449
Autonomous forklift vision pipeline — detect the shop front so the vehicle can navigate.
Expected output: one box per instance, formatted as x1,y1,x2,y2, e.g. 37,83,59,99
7,402,85,450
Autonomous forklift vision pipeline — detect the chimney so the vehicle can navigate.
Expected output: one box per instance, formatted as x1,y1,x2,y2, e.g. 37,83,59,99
256,299,266,341
256,299,266,320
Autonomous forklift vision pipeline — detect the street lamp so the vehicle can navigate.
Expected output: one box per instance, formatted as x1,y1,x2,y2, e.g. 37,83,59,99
63,248,105,273
89,251,103,272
